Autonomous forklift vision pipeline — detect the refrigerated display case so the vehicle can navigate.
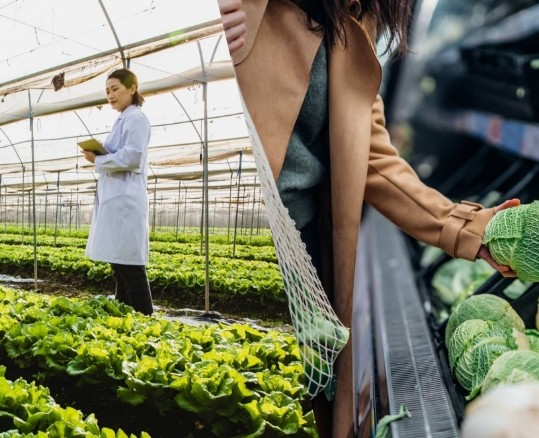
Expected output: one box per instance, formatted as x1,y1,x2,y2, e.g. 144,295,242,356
357,0,539,436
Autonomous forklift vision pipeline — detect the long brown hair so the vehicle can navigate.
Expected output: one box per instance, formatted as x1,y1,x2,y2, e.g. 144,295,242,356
303,0,413,56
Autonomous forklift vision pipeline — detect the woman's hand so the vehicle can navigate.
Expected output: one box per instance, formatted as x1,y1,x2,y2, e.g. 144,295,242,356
82,150,96,164
477,198,521,277
218,0,246,54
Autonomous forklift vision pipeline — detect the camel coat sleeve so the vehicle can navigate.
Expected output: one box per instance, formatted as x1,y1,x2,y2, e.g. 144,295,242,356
364,95,495,260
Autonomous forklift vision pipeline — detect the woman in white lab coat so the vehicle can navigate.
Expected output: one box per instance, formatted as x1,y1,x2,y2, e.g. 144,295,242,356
83,68,153,315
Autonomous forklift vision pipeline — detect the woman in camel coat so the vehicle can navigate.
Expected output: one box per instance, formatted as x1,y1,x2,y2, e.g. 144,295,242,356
219,1,517,436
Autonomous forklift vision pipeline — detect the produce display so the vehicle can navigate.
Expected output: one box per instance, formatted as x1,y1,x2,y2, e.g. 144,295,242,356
483,200,539,281
425,202,539,434
445,292,539,433
447,319,522,398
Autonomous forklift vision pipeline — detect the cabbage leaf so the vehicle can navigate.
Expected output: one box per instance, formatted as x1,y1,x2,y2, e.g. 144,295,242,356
445,294,525,345
481,350,539,395
447,319,520,398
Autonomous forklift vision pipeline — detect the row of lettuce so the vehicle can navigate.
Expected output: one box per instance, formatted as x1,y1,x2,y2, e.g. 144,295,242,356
0,226,286,302
0,364,149,438
0,286,317,437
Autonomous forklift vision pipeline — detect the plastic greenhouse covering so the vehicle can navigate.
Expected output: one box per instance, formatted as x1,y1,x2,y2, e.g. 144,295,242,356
0,0,263,231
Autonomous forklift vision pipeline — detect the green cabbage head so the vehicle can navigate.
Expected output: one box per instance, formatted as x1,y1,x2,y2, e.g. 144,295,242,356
445,294,525,345
482,201,539,281
526,329,539,353
481,350,539,395
447,319,522,399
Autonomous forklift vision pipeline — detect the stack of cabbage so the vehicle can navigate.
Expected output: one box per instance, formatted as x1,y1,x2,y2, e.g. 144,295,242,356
482,200,539,281
445,294,539,400
445,199,539,435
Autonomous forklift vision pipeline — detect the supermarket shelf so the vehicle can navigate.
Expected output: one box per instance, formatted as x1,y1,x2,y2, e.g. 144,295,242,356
419,107,539,163
357,207,459,438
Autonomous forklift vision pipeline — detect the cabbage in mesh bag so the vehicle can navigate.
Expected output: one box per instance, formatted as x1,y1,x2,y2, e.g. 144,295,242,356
482,201,539,282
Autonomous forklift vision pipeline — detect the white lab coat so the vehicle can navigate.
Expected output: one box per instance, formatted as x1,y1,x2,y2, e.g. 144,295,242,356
85,105,150,265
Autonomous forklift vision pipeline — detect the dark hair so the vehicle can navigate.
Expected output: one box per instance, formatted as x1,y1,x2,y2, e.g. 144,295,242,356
303,0,413,56
107,68,145,106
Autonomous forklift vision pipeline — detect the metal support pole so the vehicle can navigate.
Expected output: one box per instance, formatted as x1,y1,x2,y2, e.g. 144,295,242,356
202,81,210,313
232,151,243,257
68,191,73,232
44,190,48,230
183,185,187,233
256,194,262,234
240,185,246,235
21,165,25,237
175,181,181,240
212,198,217,234
250,176,257,241
152,177,157,233
28,91,38,290
54,173,60,246
227,168,233,242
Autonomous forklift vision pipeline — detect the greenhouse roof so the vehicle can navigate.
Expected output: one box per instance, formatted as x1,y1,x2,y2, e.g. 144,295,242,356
0,0,258,208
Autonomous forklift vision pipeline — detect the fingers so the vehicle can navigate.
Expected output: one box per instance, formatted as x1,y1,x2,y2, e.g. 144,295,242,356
493,198,520,214
226,33,246,53
218,0,246,54
218,0,242,15
224,16,246,42
477,245,518,278
82,151,96,163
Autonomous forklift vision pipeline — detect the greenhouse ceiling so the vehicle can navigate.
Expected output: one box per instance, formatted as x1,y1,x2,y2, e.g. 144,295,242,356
0,0,258,209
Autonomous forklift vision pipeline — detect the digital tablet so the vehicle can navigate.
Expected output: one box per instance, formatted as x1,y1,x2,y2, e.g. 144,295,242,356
78,138,107,155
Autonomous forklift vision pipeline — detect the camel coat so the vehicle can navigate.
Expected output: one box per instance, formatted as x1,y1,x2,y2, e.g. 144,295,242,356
231,0,495,436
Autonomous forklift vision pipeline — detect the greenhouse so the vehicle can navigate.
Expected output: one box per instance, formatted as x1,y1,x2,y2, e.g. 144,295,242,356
0,0,266,237
0,3,312,436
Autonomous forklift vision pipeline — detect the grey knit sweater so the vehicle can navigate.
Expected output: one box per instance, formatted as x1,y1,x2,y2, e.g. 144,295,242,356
276,40,329,231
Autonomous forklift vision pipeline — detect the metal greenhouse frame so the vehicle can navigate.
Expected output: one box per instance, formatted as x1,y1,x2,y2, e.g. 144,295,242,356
0,0,267,311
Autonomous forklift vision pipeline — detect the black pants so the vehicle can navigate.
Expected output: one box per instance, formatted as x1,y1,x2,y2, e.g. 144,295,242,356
111,264,153,315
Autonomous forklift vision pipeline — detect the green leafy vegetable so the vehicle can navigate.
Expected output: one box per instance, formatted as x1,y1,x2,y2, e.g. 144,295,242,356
481,350,539,395
375,404,411,438
526,329,539,352
431,259,494,307
483,201,539,281
445,294,525,345
447,319,522,399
